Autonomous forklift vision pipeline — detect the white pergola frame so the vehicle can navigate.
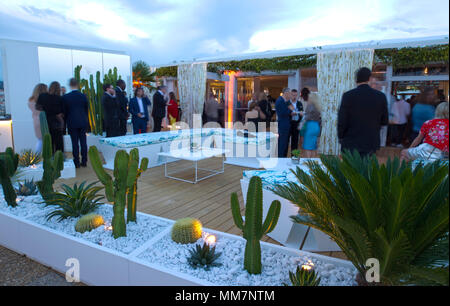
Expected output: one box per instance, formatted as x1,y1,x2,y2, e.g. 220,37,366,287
152,35,449,68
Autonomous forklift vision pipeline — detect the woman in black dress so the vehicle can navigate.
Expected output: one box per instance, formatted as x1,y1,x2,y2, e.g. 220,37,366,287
36,81,65,153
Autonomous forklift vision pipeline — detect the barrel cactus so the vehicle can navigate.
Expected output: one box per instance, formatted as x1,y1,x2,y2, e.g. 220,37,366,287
0,147,19,207
171,218,203,244
231,176,281,274
88,146,148,239
75,214,105,233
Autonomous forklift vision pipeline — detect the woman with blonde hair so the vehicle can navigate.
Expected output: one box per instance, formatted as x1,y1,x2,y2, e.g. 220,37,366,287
28,83,48,152
401,102,449,161
302,92,321,158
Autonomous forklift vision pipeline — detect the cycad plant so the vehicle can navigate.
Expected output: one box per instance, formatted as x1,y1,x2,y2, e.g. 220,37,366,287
274,151,449,286
45,181,104,222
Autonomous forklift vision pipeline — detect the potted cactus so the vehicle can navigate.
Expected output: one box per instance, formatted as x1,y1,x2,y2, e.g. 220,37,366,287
291,149,301,164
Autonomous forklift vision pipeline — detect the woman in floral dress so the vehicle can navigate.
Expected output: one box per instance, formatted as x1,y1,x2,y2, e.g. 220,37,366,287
401,102,449,161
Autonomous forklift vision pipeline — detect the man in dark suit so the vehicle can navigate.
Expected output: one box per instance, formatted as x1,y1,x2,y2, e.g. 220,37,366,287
338,67,389,157
62,78,89,168
288,89,304,152
129,87,151,134
152,85,168,132
115,79,129,136
102,84,121,138
275,88,297,157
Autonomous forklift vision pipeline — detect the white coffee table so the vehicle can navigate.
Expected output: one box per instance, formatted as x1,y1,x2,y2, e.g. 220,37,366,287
158,147,228,184
257,157,322,171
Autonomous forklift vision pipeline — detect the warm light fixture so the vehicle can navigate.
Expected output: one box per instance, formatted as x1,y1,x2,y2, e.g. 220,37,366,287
204,233,217,245
424,67,429,75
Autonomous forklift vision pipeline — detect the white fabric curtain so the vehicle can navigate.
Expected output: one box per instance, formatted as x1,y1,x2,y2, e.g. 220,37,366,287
317,49,374,155
177,63,207,128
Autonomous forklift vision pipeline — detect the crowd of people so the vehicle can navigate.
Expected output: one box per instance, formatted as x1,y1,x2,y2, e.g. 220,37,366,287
28,77,180,168
28,67,448,168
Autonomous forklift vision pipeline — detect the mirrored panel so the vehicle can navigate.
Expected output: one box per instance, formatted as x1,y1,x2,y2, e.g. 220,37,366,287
0,48,5,116
38,46,73,89
72,49,103,81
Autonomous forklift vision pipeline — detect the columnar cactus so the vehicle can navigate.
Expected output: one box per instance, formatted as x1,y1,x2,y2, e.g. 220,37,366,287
0,147,19,207
126,148,148,222
230,176,281,274
36,133,64,200
74,65,120,135
88,146,148,239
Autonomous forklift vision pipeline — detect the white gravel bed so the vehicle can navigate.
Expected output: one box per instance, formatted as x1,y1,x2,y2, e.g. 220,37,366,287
27,204,171,254
137,232,357,286
0,194,52,218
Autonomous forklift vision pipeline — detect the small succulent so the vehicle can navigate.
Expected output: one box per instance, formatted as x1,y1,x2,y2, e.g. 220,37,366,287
19,149,41,167
171,218,203,244
283,265,321,286
75,214,105,233
16,179,39,196
291,149,301,158
45,181,104,222
187,242,222,271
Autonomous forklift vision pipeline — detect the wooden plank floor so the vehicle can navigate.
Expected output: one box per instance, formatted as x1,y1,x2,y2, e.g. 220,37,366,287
57,147,402,260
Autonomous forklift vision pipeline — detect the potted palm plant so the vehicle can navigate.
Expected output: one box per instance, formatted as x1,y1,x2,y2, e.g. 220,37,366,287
291,149,301,164
274,151,449,286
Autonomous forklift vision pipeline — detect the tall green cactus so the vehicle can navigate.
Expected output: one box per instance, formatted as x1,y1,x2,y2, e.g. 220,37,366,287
37,134,64,200
74,65,121,135
88,146,148,238
0,147,19,207
231,176,281,274
126,148,148,222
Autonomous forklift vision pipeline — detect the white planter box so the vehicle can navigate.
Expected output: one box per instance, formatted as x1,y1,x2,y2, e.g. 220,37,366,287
0,201,353,286
19,161,76,181
129,228,354,286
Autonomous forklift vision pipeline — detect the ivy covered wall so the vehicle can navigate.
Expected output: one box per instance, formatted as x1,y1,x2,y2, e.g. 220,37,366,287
154,44,449,78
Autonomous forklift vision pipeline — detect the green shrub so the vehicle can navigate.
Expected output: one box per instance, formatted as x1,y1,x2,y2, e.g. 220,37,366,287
284,265,321,286
16,179,39,196
18,149,41,167
187,242,222,270
274,151,449,286
45,181,104,222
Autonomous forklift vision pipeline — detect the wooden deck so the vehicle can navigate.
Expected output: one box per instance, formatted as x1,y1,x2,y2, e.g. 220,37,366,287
57,147,402,260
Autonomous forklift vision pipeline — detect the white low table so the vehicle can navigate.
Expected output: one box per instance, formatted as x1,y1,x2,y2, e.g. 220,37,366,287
158,148,228,184
257,157,322,171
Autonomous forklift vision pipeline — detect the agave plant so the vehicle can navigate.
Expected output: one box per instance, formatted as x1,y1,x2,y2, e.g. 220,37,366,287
19,149,41,167
283,265,321,286
187,242,222,271
16,179,39,196
274,151,449,286
45,181,104,222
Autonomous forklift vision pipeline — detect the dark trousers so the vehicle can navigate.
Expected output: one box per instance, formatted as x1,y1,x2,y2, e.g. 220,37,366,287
105,125,122,137
289,121,300,152
49,128,64,153
278,128,290,157
390,124,406,144
132,118,148,134
119,118,127,136
68,127,87,166
153,116,163,132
